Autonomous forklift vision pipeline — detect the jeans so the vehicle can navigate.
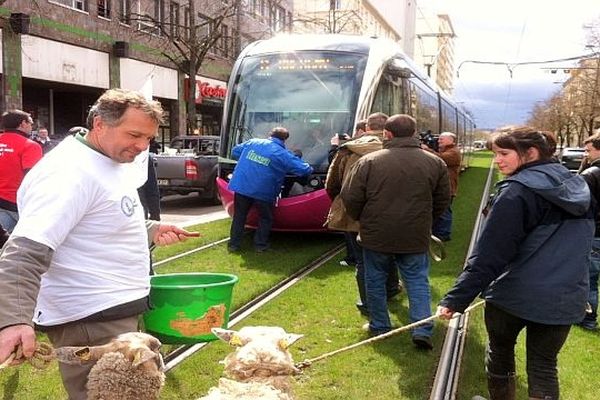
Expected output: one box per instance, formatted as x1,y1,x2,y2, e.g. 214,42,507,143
363,248,432,337
582,237,600,327
349,233,400,310
229,193,273,250
432,197,454,240
0,208,18,233
484,302,571,400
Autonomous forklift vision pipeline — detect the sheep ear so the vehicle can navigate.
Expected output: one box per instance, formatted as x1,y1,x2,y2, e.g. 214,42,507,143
54,346,97,364
211,328,241,346
132,348,157,368
279,333,303,350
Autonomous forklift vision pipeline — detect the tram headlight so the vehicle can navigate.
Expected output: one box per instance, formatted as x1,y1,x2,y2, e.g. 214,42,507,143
227,173,233,180
308,177,321,188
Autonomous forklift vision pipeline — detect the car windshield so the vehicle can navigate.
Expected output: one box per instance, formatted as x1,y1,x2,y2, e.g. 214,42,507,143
225,51,367,173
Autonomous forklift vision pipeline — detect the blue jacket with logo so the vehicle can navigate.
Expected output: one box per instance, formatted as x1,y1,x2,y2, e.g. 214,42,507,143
228,137,313,202
440,161,594,325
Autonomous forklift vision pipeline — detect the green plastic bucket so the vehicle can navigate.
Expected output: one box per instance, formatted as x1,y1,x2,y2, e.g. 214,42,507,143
143,272,239,344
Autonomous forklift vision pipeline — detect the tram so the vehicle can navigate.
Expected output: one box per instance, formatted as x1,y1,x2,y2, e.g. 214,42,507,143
217,34,475,231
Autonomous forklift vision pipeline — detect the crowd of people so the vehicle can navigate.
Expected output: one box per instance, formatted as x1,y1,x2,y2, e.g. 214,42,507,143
1,92,598,400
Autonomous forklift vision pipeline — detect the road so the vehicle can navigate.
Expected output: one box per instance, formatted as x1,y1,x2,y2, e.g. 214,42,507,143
160,194,229,227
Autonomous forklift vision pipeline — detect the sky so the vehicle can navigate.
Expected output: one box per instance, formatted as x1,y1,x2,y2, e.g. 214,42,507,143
429,0,600,130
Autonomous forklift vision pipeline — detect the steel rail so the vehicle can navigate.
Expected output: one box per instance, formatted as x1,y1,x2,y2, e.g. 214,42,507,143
153,237,231,269
162,243,344,372
429,160,496,400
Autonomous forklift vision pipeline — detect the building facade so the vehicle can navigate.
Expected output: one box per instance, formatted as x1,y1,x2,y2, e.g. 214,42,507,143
0,0,292,146
414,8,456,95
292,1,401,43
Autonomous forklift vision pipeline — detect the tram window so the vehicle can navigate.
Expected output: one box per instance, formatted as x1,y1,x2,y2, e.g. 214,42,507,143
372,74,404,116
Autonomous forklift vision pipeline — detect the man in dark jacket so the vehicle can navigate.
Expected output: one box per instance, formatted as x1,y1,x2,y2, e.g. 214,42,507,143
580,133,600,330
228,127,313,252
325,112,401,317
341,114,450,348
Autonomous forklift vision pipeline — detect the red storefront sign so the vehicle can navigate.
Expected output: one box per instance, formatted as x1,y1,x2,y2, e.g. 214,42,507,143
184,78,227,104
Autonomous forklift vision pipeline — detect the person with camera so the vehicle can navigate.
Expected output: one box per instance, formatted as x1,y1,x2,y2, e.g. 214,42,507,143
325,112,402,317
421,131,461,241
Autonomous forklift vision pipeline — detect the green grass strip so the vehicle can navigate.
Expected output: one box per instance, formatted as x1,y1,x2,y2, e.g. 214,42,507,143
457,156,600,400
159,152,495,399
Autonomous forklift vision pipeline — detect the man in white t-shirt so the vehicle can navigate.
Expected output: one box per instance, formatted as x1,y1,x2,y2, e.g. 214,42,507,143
0,89,198,399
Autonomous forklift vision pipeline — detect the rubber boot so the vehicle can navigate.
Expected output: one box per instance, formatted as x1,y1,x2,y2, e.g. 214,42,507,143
355,264,369,315
487,372,516,400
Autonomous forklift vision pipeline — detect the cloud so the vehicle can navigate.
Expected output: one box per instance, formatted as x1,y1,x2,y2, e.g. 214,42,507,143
455,80,561,129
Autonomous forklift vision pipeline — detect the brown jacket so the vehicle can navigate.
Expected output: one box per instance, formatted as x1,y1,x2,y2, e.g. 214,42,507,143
324,131,384,231
341,136,450,253
437,144,461,196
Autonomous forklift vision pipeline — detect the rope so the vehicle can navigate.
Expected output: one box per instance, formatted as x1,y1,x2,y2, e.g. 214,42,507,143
0,342,55,370
295,301,485,370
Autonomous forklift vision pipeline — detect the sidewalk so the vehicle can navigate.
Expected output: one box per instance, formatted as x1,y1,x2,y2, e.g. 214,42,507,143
164,209,229,228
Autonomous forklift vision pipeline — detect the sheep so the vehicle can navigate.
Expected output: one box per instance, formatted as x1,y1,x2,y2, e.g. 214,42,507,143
54,332,165,400
197,326,303,400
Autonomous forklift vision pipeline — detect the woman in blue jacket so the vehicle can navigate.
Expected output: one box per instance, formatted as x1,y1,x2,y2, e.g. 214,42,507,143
438,127,594,400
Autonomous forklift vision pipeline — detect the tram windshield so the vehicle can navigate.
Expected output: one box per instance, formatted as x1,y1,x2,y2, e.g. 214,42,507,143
226,51,367,173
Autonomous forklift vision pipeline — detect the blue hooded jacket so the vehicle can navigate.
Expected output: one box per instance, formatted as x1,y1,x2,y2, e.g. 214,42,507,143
228,137,313,203
440,161,594,325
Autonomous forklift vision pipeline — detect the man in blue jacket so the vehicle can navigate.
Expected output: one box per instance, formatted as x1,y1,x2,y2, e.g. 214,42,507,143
228,127,313,252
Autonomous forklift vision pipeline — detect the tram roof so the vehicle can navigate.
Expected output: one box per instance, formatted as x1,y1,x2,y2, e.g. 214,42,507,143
243,34,393,57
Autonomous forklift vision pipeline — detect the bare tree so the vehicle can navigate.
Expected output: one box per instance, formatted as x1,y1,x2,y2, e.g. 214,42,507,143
294,2,362,34
129,0,239,134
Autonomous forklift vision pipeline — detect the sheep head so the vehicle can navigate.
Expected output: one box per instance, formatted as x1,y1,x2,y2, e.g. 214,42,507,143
212,326,303,381
55,332,164,374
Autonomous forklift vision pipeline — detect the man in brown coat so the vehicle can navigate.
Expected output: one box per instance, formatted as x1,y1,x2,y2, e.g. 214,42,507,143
325,113,400,316
423,132,461,241
341,114,450,349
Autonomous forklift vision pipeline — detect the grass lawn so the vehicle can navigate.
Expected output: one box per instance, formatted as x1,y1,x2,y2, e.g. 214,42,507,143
457,155,600,400
0,152,497,399
161,151,495,399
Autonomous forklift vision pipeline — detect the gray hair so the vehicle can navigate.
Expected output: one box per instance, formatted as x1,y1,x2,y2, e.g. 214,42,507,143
440,132,457,142
86,89,164,128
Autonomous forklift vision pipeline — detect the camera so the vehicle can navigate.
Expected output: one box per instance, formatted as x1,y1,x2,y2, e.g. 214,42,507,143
419,131,439,152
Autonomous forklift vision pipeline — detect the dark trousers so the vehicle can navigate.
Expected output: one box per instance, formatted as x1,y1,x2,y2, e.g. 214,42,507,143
346,232,400,308
229,193,273,250
432,196,454,240
484,302,571,399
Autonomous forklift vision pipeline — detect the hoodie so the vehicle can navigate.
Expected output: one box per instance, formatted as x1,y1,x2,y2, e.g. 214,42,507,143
440,161,594,325
324,131,384,231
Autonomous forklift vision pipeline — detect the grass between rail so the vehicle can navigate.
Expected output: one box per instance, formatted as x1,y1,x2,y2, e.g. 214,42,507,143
0,152,496,399
159,151,494,400
457,156,600,400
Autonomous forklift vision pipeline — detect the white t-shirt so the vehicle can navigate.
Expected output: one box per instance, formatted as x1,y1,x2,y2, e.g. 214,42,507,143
13,137,151,326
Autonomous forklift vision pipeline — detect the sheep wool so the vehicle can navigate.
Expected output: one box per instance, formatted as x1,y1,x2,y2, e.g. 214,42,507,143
86,352,165,400
197,326,303,400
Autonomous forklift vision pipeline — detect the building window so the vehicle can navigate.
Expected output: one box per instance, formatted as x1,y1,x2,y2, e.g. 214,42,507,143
49,0,89,12
119,0,132,24
169,1,180,38
219,25,229,58
98,0,111,18
138,0,163,36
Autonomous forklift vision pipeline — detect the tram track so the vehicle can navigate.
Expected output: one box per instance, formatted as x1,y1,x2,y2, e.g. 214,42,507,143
162,243,344,372
429,160,496,400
